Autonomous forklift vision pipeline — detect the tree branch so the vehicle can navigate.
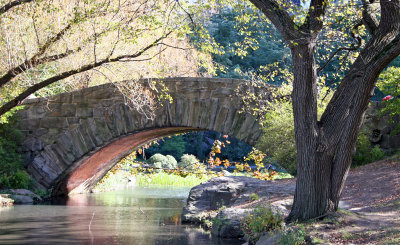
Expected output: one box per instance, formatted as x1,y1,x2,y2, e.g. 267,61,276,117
249,0,302,42
0,0,33,15
361,0,379,36
317,21,362,74
0,31,172,116
0,23,79,88
301,0,327,35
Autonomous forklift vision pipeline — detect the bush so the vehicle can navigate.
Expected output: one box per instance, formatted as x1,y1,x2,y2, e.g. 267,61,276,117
148,153,177,169
279,226,306,245
256,98,297,175
165,155,178,168
256,84,332,175
0,109,32,189
241,205,284,244
353,131,385,167
377,67,400,133
179,154,199,170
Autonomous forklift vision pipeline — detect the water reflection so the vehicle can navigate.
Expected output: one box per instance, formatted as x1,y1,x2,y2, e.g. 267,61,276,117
0,186,242,245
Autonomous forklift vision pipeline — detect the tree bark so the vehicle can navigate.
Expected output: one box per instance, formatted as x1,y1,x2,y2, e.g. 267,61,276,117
249,0,400,221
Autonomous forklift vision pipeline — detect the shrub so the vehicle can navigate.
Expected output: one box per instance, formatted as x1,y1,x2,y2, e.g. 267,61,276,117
165,155,178,169
377,67,400,133
0,109,32,189
353,131,385,167
256,84,332,176
241,205,284,244
279,226,306,245
256,99,297,175
148,153,177,170
179,154,199,170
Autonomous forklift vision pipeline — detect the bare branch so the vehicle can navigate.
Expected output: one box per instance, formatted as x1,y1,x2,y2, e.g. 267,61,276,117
0,31,173,116
158,42,193,50
31,14,41,48
0,0,34,15
317,22,362,75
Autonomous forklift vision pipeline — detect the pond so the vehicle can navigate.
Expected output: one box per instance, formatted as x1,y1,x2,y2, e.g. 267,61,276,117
0,186,243,245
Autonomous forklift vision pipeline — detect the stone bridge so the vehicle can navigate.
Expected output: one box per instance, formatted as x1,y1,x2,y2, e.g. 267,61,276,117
17,77,273,195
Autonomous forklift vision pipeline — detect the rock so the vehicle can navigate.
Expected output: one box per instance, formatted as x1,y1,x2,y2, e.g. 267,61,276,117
222,170,232,176
182,176,295,223
211,208,252,238
255,232,281,245
7,189,42,204
11,195,35,204
182,176,295,238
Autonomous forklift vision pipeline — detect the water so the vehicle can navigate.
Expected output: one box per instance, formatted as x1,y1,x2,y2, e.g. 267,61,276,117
0,186,243,245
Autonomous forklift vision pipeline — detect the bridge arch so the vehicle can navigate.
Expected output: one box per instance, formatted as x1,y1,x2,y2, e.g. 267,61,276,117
17,77,272,195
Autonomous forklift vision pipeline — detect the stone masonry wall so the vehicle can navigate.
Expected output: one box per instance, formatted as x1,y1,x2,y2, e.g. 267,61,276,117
17,77,273,193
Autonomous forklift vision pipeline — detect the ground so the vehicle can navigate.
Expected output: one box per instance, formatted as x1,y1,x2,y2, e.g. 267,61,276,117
311,157,400,245
238,157,400,244
290,157,400,245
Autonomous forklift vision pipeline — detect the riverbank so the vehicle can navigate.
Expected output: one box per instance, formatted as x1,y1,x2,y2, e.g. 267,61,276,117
92,160,292,193
0,189,43,206
182,157,400,244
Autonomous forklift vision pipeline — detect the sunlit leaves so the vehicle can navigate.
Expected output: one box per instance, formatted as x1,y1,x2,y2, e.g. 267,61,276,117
377,67,400,132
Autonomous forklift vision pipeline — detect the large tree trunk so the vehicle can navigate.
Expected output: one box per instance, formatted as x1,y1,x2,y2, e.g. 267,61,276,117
288,42,336,220
248,0,400,221
288,30,400,222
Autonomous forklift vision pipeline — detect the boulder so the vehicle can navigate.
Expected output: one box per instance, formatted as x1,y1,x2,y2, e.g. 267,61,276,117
182,176,295,239
255,232,281,245
211,208,252,238
7,189,42,204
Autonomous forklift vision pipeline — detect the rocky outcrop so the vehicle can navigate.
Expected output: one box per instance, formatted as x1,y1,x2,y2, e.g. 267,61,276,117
182,176,295,238
364,103,400,150
1,189,42,204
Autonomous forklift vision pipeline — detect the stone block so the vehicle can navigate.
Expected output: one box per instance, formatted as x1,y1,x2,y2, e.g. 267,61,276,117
22,137,43,152
93,118,113,143
54,132,80,163
76,107,93,117
67,117,80,125
27,105,47,119
40,117,69,129
33,128,49,137
19,119,40,131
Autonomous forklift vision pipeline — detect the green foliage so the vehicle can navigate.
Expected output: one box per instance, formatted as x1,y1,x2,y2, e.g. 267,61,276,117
250,193,259,202
179,154,199,170
202,7,289,80
279,226,306,245
148,153,177,170
147,135,186,160
241,205,284,244
256,86,297,175
256,84,333,175
377,67,400,133
136,171,212,187
0,110,31,189
353,131,385,167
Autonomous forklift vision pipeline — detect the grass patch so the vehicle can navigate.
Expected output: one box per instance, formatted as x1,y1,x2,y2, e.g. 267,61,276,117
93,170,131,192
136,172,212,187
94,159,294,192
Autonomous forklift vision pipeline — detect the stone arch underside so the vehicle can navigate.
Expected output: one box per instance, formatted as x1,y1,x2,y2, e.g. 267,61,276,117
18,77,273,195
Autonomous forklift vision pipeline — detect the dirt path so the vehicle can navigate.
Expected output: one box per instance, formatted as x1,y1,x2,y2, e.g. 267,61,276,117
308,158,400,244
